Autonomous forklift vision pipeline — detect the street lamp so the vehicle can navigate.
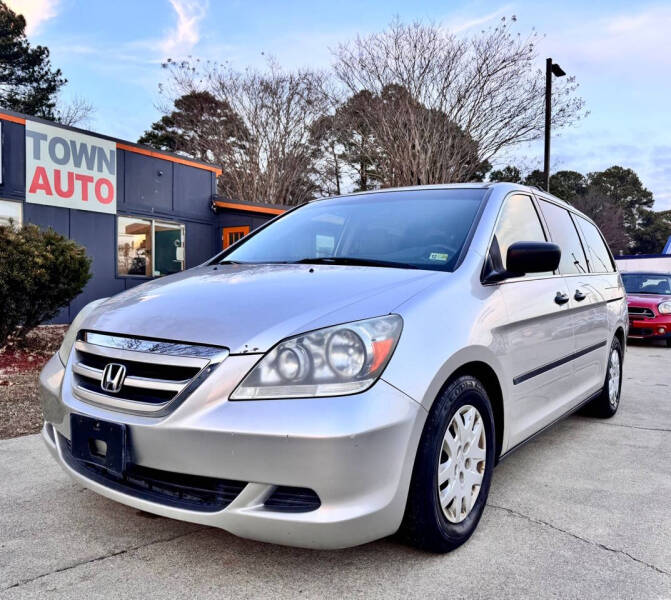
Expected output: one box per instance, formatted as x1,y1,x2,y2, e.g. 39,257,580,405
544,58,566,192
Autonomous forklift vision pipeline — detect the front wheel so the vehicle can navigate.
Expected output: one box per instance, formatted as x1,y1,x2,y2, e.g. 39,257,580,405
587,337,623,418
400,375,495,553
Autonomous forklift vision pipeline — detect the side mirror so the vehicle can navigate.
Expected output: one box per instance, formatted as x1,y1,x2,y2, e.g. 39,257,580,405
507,241,561,275
484,241,561,283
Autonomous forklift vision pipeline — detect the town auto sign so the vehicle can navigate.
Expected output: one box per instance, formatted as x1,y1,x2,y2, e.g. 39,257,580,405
25,120,116,214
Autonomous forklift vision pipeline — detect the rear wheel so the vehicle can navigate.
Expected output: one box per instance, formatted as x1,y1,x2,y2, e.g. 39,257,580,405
587,337,623,418
400,375,495,553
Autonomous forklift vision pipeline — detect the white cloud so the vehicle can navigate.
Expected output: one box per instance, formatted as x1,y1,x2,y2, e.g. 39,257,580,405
443,5,514,34
49,0,210,75
5,0,59,35
543,4,671,73
160,0,208,57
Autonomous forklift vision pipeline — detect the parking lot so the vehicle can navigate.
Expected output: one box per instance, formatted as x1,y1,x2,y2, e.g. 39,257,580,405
1,343,670,599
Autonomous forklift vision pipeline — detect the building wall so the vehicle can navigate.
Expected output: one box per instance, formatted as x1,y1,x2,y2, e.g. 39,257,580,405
615,255,671,273
1,115,277,323
0,119,26,200
215,210,274,249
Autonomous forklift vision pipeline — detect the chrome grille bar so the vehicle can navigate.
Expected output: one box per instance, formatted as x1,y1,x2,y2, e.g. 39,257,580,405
84,331,226,359
70,333,229,416
74,340,210,369
73,385,171,413
72,362,189,393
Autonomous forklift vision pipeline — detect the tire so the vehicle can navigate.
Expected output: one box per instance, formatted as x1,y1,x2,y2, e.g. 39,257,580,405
587,336,623,418
400,375,496,553
666,338,671,348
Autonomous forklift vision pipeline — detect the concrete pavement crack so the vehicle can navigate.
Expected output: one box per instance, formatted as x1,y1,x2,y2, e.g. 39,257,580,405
2,527,207,592
578,420,671,433
487,503,670,577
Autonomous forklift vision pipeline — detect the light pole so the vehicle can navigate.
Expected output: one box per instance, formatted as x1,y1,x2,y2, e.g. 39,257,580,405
544,57,566,192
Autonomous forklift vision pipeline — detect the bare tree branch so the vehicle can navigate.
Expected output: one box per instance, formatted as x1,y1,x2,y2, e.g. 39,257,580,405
161,58,331,205
332,17,585,183
152,18,585,202
56,95,95,127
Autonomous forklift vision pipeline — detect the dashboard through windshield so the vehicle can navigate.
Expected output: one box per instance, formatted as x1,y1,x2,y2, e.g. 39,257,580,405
622,273,671,295
217,189,486,272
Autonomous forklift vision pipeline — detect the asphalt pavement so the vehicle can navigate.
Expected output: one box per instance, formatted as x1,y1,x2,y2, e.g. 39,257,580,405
1,343,670,599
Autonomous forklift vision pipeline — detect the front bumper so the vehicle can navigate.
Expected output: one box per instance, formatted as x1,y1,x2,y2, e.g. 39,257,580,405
628,316,671,340
40,354,426,549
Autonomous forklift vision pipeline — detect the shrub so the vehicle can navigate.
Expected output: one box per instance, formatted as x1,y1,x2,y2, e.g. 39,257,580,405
0,222,91,345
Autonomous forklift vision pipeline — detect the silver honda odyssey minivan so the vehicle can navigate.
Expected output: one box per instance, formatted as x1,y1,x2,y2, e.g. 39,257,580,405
40,183,627,552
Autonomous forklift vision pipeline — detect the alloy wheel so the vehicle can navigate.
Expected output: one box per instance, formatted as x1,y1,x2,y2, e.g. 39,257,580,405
437,404,486,523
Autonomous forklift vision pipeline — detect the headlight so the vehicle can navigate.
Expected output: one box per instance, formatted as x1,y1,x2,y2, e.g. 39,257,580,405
230,314,403,400
659,301,671,315
57,298,108,365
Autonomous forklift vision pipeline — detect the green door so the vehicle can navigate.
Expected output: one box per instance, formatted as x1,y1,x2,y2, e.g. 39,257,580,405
154,228,182,275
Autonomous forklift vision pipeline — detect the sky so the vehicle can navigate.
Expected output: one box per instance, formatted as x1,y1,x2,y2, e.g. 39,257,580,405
7,0,671,210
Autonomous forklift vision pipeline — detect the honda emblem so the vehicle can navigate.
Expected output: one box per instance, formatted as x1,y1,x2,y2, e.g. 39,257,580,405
101,363,126,394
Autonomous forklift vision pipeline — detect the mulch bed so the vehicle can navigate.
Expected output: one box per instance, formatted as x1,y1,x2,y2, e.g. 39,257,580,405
0,325,67,439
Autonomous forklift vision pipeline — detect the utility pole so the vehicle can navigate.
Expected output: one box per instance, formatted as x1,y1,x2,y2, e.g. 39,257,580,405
544,58,566,192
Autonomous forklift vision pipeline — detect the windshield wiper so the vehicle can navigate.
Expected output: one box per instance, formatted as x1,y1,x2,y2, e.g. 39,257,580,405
292,257,418,269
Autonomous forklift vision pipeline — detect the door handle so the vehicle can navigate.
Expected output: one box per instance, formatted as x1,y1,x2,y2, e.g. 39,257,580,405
555,292,570,305
574,290,586,301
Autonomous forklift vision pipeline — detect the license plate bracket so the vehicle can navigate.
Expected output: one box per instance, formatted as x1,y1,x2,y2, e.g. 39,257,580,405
70,414,128,477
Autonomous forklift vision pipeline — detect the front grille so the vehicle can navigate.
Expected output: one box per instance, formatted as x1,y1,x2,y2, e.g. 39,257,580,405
70,331,228,416
628,306,655,319
264,486,321,512
629,327,654,336
60,435,246,512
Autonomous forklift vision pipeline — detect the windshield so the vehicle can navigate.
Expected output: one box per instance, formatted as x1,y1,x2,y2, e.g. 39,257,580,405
622,273,671,295
218,189,486,271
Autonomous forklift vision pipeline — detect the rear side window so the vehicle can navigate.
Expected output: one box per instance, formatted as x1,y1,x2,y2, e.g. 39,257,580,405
539,201,588,275
575,216,615,273
490,194,547,274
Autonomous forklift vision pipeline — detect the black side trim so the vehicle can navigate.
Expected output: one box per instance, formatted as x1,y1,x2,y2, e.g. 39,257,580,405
498,388,602,462
606,296,624,303
513,340,607,385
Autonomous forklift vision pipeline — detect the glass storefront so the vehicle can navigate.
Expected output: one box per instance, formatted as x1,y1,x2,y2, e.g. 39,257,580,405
117,216,185,277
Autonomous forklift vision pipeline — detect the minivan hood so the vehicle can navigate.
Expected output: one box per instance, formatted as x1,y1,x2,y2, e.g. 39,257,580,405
83,264,441,353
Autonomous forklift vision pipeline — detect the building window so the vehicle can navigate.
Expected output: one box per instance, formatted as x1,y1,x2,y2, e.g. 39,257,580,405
222,226,249,249
0,199,22,227
117,216,185,277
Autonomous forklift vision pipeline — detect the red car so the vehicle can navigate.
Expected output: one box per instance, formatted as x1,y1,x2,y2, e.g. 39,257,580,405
622,272,671,346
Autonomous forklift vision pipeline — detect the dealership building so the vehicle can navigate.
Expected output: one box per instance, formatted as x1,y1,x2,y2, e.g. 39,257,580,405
0,109,286,323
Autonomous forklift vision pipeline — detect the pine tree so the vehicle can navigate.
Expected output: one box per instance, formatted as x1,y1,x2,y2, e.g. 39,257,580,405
0,1,66,119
